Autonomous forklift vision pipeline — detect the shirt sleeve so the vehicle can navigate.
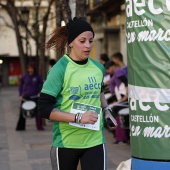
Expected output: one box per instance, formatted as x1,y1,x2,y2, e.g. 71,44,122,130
37,93,56,119
41,64,64,97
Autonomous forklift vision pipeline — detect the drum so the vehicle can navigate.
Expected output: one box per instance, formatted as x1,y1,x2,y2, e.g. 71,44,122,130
22,100,36,118
118,108,129,129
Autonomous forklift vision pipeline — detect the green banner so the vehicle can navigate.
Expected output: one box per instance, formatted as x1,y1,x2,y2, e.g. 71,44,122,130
126,0,170,160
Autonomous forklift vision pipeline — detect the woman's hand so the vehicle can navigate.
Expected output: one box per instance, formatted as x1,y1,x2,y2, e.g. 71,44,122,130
81,110,98,125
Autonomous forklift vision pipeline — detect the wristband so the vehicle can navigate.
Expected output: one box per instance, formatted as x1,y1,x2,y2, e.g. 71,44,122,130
74,114,77,123
79,113,83,123
75,113,83,124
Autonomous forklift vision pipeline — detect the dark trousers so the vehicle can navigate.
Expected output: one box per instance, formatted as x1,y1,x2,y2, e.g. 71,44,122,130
16,97,43,131
50,144,107,170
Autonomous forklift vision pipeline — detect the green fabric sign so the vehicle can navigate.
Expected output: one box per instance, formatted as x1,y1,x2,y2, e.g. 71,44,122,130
126,0,170,160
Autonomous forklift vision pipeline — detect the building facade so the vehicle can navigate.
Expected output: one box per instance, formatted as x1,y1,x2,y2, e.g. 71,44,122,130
86,0,127,63
0,0,56,86
0,0,126,86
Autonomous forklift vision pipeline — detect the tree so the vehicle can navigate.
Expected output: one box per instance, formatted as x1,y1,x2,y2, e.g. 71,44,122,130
55,0,62,27
38,0,55,79
0,0,86,77
76,0,86,19
0,0,55,78
60,0,72,22
0,0,27,73
53,0,72,60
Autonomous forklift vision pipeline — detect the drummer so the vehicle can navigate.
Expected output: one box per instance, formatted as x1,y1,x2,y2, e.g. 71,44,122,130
16,63,44,131
104,61,117,104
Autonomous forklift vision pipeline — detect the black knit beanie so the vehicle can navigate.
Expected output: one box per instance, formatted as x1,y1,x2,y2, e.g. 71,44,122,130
67,17,95,44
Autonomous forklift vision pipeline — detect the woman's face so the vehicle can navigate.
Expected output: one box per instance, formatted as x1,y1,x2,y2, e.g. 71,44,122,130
70,31,94,61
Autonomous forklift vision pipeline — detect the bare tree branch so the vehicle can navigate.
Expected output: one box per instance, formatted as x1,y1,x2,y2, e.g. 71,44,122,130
39,0,55,78
0,0,27,73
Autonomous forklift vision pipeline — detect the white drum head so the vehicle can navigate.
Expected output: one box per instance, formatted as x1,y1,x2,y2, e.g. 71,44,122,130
22,101,36,111
118,108,129,115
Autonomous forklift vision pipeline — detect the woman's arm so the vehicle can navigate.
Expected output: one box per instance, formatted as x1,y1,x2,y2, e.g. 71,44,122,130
49,108,75,122
38,93,98,124
38,93,76,122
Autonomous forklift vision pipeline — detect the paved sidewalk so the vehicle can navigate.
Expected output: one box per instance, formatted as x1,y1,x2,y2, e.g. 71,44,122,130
0,86,131,170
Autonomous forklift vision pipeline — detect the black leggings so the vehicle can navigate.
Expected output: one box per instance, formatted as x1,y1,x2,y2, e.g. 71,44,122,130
50,144,107,170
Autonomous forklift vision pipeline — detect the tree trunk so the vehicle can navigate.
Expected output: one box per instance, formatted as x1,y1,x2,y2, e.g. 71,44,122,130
55,0,62,27
39,0,55,79
76,0,86,19
54,0,71,60
54,0,63,60
2,1,27,73
61,0,72,23
0,0,71,75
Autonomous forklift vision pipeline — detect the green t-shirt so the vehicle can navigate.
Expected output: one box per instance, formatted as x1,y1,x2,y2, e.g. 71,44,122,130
42,54,105,148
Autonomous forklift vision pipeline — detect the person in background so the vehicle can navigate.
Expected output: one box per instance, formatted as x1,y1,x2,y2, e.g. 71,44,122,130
103,61,118,129
104,60,117,85
99,53,109,67
110,52,128,100
99,54,110,93
49,58,56,69
16,63,44,131
104,60,118,101
112,52,127,78
109,52,129,144
38,17,116,170
99,53,110,76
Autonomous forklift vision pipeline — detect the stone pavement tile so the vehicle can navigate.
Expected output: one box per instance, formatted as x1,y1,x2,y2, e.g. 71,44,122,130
0,150,9,168
0,87,131,170
31,162,51,170
27,150,50,159
105,128,131,169
0,135,8,150
10,161,32,170
0,164,10,170
107,158,117,170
